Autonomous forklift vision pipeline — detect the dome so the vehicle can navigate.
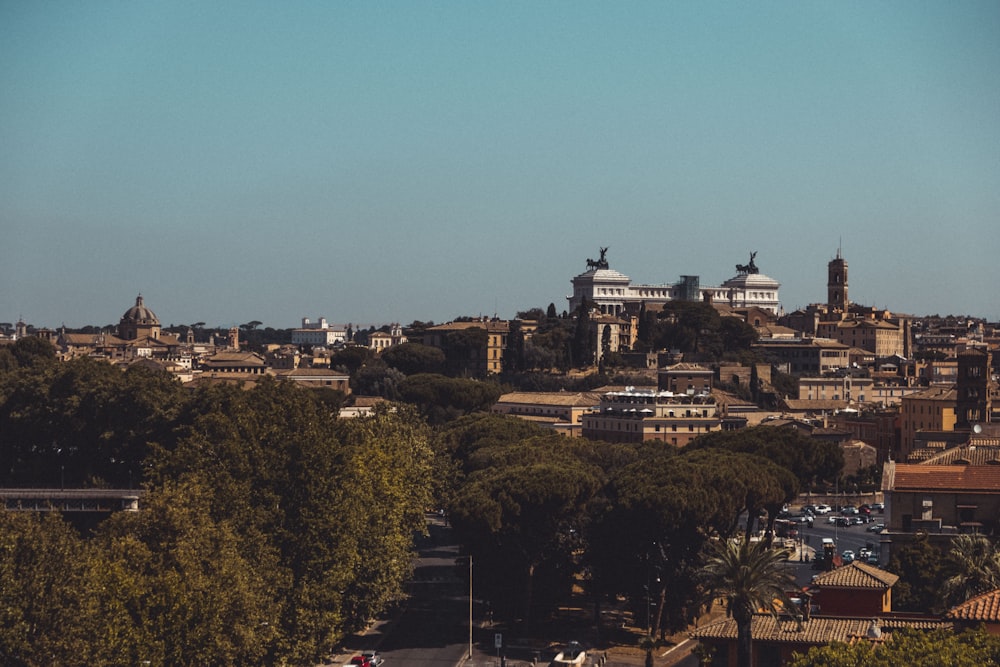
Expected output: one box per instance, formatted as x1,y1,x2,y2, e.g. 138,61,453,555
721,271,781,289
122,294,159,325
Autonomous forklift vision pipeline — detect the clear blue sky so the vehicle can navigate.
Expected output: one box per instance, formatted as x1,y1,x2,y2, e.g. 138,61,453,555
2,1,998,329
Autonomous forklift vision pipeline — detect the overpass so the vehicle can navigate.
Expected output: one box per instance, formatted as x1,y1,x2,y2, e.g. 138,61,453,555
0,488,146,513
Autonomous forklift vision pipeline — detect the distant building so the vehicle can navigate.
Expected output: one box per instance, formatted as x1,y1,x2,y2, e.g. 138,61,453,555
492,391,601,436
369,324,408,353
422,319,509,375
118,294,161,341
291,317,347,347
899,385,958,459
658,362,713,394
752,337,851,376
581,387,721,445
567,248,782,316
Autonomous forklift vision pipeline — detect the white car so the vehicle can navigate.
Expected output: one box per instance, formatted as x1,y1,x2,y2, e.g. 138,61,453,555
813,504,832,515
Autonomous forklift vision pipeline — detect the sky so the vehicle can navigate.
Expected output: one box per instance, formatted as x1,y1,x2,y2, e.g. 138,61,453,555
2,1,998,330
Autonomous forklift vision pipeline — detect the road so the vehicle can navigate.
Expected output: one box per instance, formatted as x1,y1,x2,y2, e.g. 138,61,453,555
327,515,472,667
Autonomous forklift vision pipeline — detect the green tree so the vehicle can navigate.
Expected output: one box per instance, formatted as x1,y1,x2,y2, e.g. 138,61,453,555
886,533,946,612
380,342,445,376
449,436,604,627
700,538,800,667
571,300,594,368
89,478,279,666
687,425,843,492
788,627,1000,667
398,373,505,425
328,346,373,375
941,534,1000,608
0,512,94,667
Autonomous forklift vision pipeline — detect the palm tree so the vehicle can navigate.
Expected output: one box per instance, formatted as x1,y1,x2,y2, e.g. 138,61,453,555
942,534,1000,608
700,538,800,667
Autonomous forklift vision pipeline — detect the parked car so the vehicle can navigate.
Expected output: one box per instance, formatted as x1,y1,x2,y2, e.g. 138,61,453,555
813,504,832,515
361,651,384,667
867,523,885,533
349,656,373,667
842,550,855,563
867,554,880,565
870,502,885,513
851,516,865,526
840,506,859,516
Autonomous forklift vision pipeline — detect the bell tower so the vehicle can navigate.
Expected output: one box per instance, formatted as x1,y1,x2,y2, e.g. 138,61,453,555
827,247,848,316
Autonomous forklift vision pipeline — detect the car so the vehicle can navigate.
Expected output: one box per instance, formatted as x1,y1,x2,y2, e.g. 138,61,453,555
867,554,880,565
349,657,373,667
553,641,587,666
851,516,865,526
870,502,885,513
840,506,859,516
867,523,885,533
858,547,872,559
842,550,855,563
813,504,832,515
802,505,817,515
361,651,384,667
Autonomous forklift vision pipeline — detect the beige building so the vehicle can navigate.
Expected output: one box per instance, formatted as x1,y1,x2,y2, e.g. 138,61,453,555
753,337,851,376
797,376,873,404
658,362,713,395
492,391,601,436
899,385,958,459
423,319,509,375
581,387,721,445
816,318,907,359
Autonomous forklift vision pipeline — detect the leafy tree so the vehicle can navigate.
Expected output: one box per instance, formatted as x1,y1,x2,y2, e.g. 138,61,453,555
699,538,800,667
352,363,405,400
380,342,445,376
0,357,186,487
398,373,505,425
147,379,434,664
516,308,547,320
449,436,604,627
886,533,946,613
686,425,843,492
328,346,373,375
441,327,489,377
0,512,95,667
89,478,279,666
571,300,594,368
546,303,558,319
941,534,1000,608
788,627,1000,667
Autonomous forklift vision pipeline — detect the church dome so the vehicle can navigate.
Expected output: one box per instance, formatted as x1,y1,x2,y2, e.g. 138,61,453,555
122,294,159,325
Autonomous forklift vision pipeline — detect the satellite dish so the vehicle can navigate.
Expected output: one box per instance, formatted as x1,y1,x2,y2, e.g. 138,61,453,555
973,424,983,434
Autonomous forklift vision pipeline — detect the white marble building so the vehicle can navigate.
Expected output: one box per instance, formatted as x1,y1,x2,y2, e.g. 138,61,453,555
567,249,781,316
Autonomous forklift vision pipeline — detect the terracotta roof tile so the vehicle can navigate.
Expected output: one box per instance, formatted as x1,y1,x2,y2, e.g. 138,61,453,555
811,562,899,590
947,588,1000,622
496,392,602,407
691,615,949,644
888,463,1000,492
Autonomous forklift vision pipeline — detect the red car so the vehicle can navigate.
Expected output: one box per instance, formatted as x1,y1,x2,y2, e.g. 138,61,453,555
350,657,372,667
